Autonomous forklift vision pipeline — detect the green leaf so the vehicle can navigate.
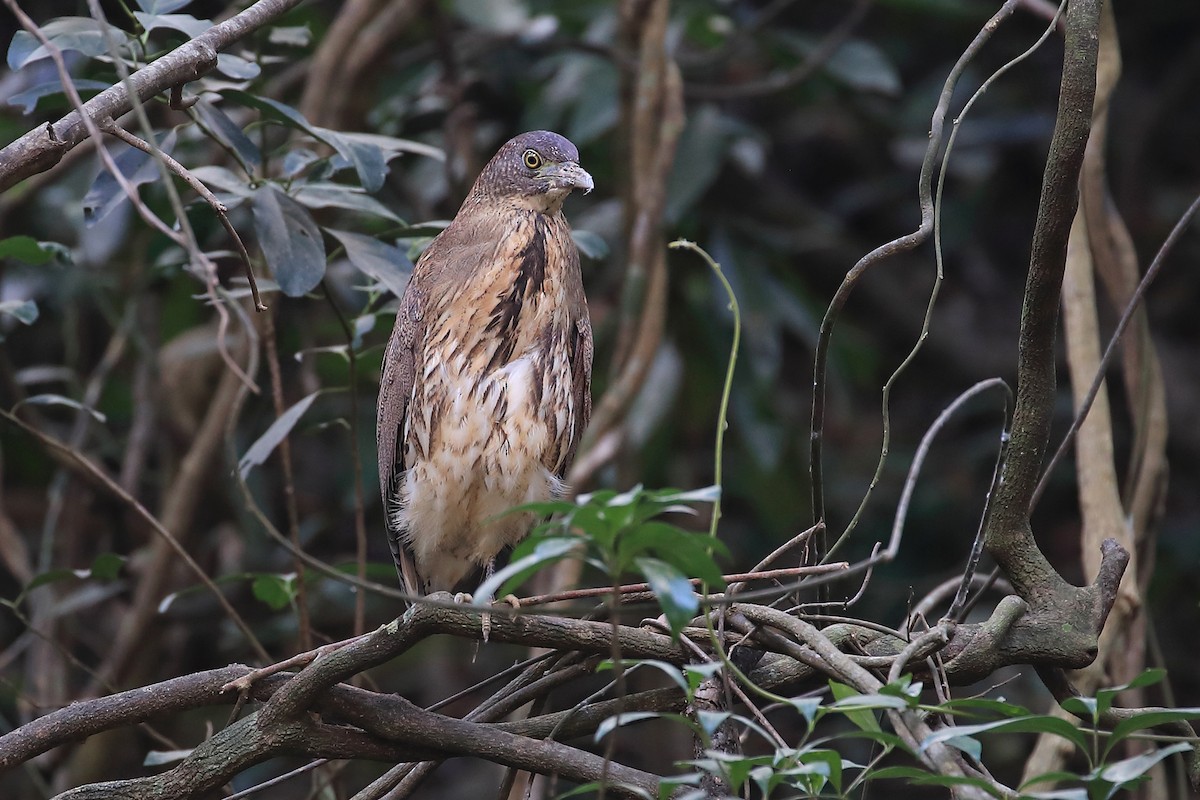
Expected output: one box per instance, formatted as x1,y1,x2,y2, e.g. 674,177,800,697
220,92,386,191
870,767,1005,796
19,568,81,596
800,749,843,794
634,556,698,636
142,748,193,766
1018,789,1087,800
0,235,61,265
616,523,725,586
824,39,902,96
1061,696,1097,721
336,131,444,163
695,710,730,739
933,697,1030,719
251,186,326,297
599,659,690,696
595,711,684,742
296,184,402,222
193,100,261,170
189,165,254,198
252,573,296,611
472,537,577,603
6,78,109,114
326,229,413,298
13,394,106,422
683,662,725,700
1098,743,1191,785
920,715,1090,754
786,695,823,726
133,12,211,38
572,229,609,260
238,391,320,478
134,0,193,14
827,682,883,733
1105,707,1200,758
942,734,982,761
215,53,261,80
1094,669,1166,716
830,728,908,752
8,17,128,70
268,25,312,47
829,693,911,712
868,765,932,781
89,552,126,580
0,299,38,325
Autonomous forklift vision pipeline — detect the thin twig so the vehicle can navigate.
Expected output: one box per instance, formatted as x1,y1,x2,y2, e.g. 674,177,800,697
1032,190,1200,509
684,0,871,100
808,0,1021,573
0,410,271,664
97,119,266,312
324,284,370,636
517,563,848,607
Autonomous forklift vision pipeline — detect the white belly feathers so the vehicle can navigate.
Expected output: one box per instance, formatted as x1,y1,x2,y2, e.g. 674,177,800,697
395,343,570,592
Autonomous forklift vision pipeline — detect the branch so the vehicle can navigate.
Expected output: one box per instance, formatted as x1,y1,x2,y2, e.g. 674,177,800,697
0,666,250,771
985,0,1105,599
0,0,306,194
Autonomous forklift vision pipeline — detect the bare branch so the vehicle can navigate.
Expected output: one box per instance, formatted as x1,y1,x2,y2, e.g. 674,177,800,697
0,0,307,193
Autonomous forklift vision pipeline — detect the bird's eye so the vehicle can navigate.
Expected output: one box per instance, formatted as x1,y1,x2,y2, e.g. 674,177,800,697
522,149,543,170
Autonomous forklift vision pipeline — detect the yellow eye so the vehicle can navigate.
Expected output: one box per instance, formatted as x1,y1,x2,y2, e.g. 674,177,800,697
522,149,542,170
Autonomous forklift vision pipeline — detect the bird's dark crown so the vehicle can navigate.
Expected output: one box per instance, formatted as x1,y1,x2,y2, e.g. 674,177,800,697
468,131,592,212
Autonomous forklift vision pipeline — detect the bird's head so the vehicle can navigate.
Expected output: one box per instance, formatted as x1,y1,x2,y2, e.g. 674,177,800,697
469,130,593,214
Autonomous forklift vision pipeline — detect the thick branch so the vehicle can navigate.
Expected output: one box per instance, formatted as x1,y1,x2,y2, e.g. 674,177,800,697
0,0,305,194
984,0,1110,601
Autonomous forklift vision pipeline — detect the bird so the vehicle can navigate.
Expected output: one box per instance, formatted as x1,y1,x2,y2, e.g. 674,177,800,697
376,130,594,599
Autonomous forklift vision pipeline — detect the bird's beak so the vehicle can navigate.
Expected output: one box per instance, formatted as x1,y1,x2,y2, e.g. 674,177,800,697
547,162,594,195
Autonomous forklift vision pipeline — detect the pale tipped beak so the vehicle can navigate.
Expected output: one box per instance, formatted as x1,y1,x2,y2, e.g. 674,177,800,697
549,162,594,194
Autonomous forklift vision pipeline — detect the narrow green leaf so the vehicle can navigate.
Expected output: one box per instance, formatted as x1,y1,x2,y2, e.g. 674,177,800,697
6,79,109,114
238,391,320,478
1099,742,1191,784
1106,708,1200,757
297,184,402,222
828,681,883,733
933,697,1030,719
594,711,668,741
0,235,60,264
921,715,1090,753
194,100,261,170
472,537,577,603
572,229,608,260
0,299,38,325
269,25,312,47
598,659,690,696
326,229,412,299
142,748,193,766
8,17,128,70
13,394,106,422
133,12,211,38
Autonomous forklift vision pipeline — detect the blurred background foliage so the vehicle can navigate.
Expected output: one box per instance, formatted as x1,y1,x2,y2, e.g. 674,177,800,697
0,0,1198,796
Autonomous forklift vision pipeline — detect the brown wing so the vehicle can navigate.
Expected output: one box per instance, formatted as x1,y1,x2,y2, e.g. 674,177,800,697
563,312,593,476
376,278,424,597
559,229,593,477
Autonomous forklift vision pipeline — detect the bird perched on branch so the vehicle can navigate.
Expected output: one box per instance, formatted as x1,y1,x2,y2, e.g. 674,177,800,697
377,131,594,598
